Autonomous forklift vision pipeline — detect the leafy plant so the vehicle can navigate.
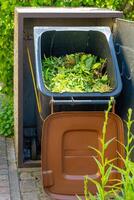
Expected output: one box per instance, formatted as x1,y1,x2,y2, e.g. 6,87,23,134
89,97,119,200
0,96,14,137
77,97,118,200
77,103,134,200
42,53,111,93
114,109,134,200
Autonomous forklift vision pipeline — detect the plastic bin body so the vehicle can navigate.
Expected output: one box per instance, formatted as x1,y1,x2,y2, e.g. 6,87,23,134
34,27,122,118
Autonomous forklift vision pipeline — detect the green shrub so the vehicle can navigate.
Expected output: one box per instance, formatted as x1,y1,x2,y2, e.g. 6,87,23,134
0,96,14,137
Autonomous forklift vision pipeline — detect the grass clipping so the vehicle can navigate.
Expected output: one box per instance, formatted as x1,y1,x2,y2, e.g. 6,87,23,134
42,53,112,93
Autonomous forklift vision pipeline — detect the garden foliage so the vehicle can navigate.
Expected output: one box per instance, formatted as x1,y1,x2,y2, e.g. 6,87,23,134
0,0,134,136
42,53,111,93
77,99,134,200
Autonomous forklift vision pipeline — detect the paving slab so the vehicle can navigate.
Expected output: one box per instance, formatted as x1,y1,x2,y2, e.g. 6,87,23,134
0,136,54,200
0,136,52,200
0,169,8,175
0,137,10,200
6,138,21,200
20,180,37,193
0,187,10,194
0,194,11,200
21,192,40,200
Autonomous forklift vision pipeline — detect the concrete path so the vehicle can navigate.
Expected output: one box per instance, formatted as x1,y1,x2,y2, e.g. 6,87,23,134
0,136,51,200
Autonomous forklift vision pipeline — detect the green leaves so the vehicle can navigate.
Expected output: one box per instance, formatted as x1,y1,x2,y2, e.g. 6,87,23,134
42,53,111,93
85,56,96,70
103,165,113,185
0,96,14,137
82,105,134,200
81,98,120,200
92,63,101,70
116,109,134,200
104,137,115,150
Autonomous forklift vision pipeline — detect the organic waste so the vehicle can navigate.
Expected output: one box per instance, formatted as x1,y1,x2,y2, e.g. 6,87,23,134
42,53,112,93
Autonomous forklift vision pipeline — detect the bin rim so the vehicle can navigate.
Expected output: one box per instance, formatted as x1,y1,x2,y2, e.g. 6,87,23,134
43,110,124,124
34,26,122,98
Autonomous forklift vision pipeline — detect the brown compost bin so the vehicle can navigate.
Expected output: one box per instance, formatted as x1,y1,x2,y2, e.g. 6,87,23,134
41,112,124,200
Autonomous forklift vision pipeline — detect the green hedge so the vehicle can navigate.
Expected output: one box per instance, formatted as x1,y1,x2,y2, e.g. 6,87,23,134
0,0,133,136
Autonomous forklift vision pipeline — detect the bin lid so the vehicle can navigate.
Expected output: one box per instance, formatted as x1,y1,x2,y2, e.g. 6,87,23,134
42,112,124,199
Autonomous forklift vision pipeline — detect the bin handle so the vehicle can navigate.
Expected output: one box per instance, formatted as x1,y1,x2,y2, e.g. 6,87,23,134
50,98,115,113
27,46,44,121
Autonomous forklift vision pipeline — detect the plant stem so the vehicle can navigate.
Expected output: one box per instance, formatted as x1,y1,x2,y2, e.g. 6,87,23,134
101,97,114,199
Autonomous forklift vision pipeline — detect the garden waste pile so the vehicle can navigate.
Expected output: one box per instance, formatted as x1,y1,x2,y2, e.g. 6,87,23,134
42,53,112,93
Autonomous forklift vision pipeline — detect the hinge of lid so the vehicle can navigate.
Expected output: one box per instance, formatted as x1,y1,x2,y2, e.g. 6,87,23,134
42,170,54,187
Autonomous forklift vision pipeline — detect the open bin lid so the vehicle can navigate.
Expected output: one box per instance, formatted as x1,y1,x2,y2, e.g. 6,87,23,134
41,112,124,199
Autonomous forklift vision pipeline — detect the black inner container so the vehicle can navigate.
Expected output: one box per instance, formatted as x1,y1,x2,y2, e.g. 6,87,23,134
33,27,122,118
41,30,115,93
